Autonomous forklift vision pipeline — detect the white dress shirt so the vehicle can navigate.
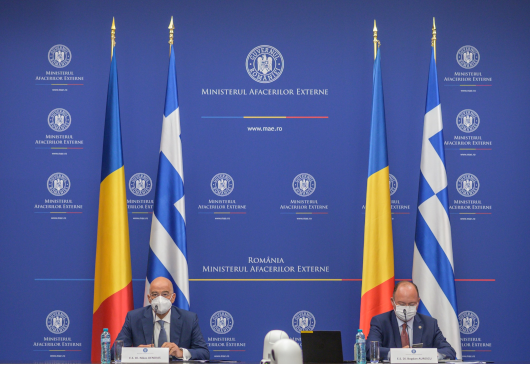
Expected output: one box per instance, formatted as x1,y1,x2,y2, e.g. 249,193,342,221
152,309,191,360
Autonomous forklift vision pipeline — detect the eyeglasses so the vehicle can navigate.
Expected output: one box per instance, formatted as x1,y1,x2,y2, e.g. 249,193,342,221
150,292,173,299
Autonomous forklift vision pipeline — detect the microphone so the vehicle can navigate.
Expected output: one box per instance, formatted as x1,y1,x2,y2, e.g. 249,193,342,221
403,309,410,346
152,305,159,347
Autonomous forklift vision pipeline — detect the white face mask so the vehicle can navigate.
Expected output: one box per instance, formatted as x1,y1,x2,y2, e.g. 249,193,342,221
394,304,417,322
150,295,173,315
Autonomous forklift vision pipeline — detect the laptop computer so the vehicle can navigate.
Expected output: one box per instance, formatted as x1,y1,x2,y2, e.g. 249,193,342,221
301,330,344,364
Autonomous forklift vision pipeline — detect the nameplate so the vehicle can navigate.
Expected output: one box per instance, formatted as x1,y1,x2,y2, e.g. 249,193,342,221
121,347,169,364
390,348,437,363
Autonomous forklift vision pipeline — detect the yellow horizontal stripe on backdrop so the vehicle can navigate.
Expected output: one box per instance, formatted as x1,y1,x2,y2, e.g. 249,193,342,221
361,166,394,296
93,165,132,313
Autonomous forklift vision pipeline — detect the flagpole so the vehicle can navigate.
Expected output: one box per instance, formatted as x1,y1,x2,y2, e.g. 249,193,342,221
92,15,134,361
145,14,190,311
111,17,116,59
169,16,174,56
360,18,394,337
432,17,437,62
373,20,380,60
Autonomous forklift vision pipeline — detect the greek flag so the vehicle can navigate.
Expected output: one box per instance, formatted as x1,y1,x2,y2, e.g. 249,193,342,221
144,45,189,310
412,47,461,359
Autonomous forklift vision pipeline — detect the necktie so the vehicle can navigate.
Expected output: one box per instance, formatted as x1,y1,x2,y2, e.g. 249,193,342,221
401,323,410,348
158,320,168,347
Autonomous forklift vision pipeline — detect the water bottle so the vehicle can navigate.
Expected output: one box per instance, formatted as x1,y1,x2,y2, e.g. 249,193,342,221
101,328,111,364
355,329,366,364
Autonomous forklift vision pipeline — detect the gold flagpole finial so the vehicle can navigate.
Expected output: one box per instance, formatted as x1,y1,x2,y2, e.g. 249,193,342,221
432,17,437,63
111,17,116,59
168,16,175,56
373,20,380,60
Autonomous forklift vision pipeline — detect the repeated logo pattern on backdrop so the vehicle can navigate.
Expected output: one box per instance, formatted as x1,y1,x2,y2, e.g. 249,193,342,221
459,311,480,335
211,173,234,197
47,173,71,196
456,45,480,69
46,310,70,334
292,173,316,197
456,173,480,197
456,109,480,133
292,310,316,333
246,45,284,83
210,311,234,334
129,173,153,196
389,174,398,196
48,45,72,68
47,108,71,132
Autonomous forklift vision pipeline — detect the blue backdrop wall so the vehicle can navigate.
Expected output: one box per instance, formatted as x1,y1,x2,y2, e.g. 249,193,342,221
1,0,529,363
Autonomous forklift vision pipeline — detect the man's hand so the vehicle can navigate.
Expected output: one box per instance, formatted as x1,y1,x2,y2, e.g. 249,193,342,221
402,345,410,348
161,342,183,358
138,344,154,348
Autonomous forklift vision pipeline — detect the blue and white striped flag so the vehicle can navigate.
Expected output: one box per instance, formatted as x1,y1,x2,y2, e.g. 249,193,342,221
144,45,189,310
412,47,461,359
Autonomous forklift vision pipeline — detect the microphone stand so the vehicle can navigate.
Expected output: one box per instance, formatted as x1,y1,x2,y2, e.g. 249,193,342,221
403,309,410,347
152,305,158,347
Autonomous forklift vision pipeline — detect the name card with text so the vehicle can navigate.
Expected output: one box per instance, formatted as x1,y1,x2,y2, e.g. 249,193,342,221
390,348,437,363
121,347,169,364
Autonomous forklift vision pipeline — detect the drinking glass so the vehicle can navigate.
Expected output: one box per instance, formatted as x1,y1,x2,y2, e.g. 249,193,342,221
114,340,124,363
370,341,380,363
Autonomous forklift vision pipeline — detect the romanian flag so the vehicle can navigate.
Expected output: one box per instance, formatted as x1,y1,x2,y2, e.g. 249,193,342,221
91,46,134,363
359,47,395,335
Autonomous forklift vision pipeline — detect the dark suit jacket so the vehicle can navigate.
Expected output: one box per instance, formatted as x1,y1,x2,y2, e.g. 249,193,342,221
114,305,210,360
366,310,456,360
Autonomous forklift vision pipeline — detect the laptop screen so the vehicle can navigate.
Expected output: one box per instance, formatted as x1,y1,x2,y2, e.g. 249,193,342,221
301,330,344,364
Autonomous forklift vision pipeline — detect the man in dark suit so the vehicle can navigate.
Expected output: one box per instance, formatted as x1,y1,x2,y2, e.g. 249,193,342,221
366,281,456,360
114,277,209,360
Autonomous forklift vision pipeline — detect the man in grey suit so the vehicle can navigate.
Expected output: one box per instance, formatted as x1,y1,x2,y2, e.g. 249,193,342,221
114,277,209,360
